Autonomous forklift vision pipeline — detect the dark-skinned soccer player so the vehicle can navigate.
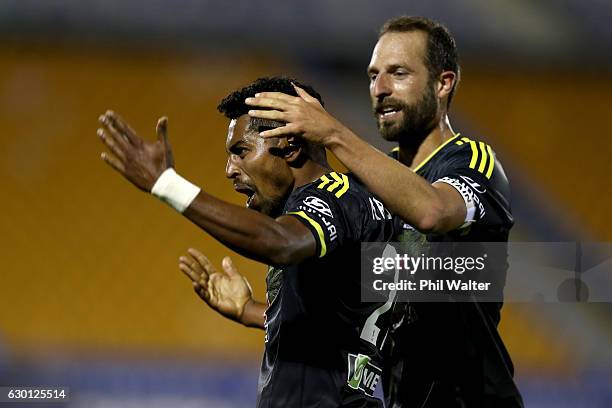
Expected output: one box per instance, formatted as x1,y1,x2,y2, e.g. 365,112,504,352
97,77,401,407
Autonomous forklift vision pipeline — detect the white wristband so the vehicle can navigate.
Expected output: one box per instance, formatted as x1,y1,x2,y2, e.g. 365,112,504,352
151,168,201,213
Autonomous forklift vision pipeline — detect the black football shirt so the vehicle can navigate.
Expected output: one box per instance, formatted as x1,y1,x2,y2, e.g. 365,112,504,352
257,172,398,408
384,135,524,408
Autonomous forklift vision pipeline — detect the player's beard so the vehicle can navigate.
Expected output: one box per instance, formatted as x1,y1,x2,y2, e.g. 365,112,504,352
374,82,438,144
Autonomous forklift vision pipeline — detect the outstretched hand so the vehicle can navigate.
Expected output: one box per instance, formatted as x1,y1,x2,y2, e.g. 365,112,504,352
97,110,174,192
244,84,348,145
179,248,253,324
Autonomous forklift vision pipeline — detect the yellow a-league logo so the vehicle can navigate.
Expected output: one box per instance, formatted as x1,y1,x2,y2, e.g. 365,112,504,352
347,353,382,396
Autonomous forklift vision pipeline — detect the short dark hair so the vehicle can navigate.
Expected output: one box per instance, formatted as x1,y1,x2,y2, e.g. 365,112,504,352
380,16,460,107
217,76,324,119
217,76,328,165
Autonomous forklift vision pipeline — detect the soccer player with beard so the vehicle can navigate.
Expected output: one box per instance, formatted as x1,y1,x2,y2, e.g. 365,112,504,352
245,17,523,408
97,77,400,407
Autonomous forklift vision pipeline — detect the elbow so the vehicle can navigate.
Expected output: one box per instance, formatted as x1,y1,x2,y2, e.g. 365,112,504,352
413,203,448,234
253,218,314,266
414,215,439,234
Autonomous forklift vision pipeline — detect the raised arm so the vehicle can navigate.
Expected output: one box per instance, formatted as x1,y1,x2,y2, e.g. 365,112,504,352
315,131,466,234
97,110,316,266
244,88,466,234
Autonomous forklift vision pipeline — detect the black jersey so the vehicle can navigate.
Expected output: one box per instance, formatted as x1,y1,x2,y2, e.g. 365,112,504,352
257,172,397,408
384,135,524,408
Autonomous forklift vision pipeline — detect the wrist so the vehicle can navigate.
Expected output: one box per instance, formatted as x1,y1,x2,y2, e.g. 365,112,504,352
150,168,201,212
324,127,353,152
238,297,256,327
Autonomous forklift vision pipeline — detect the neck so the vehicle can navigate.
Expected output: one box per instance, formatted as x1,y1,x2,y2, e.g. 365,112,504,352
292,160,333,190
267,160,332,218
397,115,456,169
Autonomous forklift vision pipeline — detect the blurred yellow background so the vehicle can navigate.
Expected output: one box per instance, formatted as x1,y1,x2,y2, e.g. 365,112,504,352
1,2,612,399
0,45,610,363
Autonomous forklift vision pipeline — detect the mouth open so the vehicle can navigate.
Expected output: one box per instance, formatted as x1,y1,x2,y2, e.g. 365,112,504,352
377,106,402,120
234,183,256,207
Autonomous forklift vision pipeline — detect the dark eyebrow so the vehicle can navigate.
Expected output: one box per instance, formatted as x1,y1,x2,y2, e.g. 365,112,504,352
228,140,248,154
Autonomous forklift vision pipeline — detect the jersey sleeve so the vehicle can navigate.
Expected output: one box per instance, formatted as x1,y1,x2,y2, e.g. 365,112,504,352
432,138,512,228
282,172,361,258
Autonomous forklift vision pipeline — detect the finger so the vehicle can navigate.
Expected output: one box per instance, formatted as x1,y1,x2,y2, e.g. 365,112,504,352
104,110,139,145
245,96,293,110
221,256,240,278
249,92,298,104
247,109,288,122
187,248,214,277
292,83,320,105
183,252,205,273
180,257,209,286
97,128,126,161
156,116,168,144
101,152,126,173
242,276,254,295
99,115,131,149
259,123,299,138
179,261,201,283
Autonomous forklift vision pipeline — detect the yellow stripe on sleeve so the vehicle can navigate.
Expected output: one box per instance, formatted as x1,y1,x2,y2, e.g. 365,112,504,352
334,173,350,198
287,211,327,257
468,140,479,169
478,142,488,173
485,144,495,179
317,174,331,189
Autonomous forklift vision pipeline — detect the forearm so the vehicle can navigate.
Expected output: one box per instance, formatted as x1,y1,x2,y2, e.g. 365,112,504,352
181,191,309,265
326,130,452,233
240,299,266,329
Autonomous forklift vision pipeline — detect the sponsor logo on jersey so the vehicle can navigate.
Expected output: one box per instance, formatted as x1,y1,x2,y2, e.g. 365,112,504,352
347,353,382,396
302,196,334,218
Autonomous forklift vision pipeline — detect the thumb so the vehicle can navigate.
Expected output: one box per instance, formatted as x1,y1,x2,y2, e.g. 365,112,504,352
242,276,254,296
292,83,319,104
222,256,240,278
156,116,174,167
156,116,169,144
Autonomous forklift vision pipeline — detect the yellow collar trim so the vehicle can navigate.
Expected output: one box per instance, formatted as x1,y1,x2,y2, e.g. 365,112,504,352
411,134,460,172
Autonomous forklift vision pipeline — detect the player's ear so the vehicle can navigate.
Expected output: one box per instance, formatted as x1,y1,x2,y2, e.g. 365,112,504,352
437,70,456,101
268,136,304,166
282,136,303,165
